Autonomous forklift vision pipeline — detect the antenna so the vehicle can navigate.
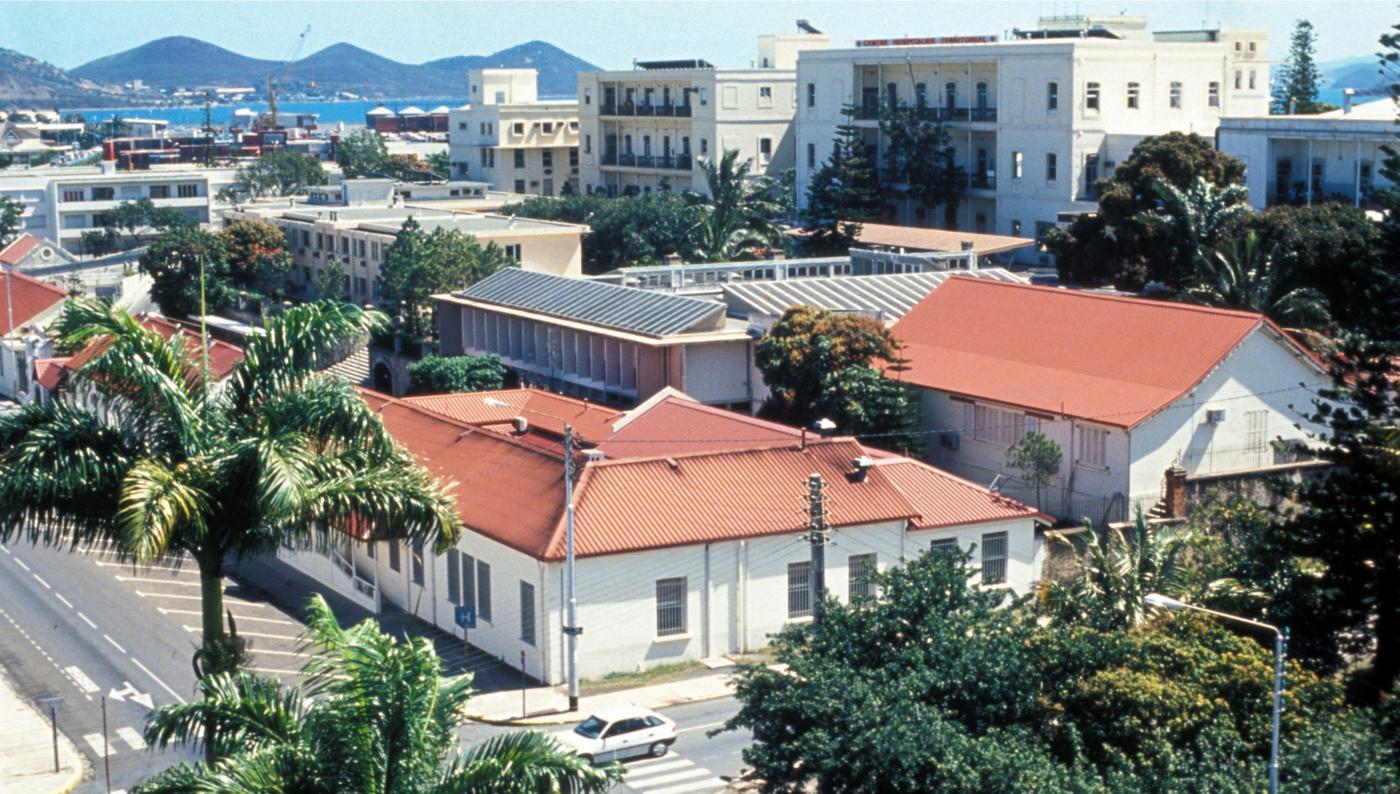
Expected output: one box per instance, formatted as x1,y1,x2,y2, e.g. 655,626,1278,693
797,19,822,35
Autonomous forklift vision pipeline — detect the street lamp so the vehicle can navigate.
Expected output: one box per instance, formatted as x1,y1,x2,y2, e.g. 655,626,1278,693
1145,593,1287,794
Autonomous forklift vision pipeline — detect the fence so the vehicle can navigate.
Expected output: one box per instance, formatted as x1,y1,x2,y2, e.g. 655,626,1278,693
1180,441,1322,478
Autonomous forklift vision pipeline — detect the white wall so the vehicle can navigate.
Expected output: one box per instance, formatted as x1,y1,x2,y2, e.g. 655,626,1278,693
907,517,1042,594
682,340,752,407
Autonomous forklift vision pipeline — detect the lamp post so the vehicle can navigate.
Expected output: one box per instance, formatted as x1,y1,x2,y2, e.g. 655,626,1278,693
1145,593,1287,794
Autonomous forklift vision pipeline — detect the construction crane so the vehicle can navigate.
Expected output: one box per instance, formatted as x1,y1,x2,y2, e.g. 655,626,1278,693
264,24,311,128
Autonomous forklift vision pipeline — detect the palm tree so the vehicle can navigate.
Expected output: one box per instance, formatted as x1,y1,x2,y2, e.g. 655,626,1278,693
689,149,783,262
135,594,623,793
1040,509,1198,631
1185,230,1331,330
0,298,460,686
1139,176,1251,254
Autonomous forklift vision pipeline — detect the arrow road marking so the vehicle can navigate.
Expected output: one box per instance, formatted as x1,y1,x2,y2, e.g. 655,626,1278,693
108,681,154,710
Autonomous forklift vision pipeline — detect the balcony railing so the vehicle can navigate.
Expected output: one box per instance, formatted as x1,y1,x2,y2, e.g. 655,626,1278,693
855,104,998,123
600,102,694,118
602,152,693,171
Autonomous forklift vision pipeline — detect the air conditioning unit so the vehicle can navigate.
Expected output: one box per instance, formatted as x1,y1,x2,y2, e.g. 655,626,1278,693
1205,408,1227,424
940,431,960,450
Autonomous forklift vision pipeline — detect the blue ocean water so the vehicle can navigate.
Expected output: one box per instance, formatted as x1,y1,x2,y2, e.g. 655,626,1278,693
59,98,471,129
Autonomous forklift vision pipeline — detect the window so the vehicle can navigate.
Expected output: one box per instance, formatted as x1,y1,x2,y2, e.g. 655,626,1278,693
476,562,492,621
512,122,524,135
981,531,1008,585
759,137,772,160
1045,152,1058,182
62,190,83,203
699,139,708,155
446,549,461,605
542,122,554,134
848,554,877,601
583,134,591,154
1249,41,1257,53
514,179,526,194
1169,81,1182,109
1248,70,1257,90
1234,70,1242,90
930,537,959,555
806,82,816,107
569,147,578,168
504,244,521,261
149,185,169,199
1012,150,1023,179
569,120,579,132
1245,410,1269,453
1047,81,1059,110
514,149,525,169
461,553,476,612
519,581,536,645
699,87,709,105
1083,153,1100,195
388,540,401,572
584,87,592,105
966,403,1035,447
411,538,424,586
1085,81,1100,111
541,150,553,169
655,577,687,636
759,86,773,107
1076,425,1108,468
458,121,467,131
787,562,813,618
92,187,115,201
1208,81,1220,108
1126,82,1140,109
480,150,489,168
177,184,198,198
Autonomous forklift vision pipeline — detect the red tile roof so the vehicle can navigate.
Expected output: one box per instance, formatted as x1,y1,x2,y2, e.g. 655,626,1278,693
35,356,70,391
599,392,802,458
401,388,624,443
873,457,1051,529
0,267,69,334
41,314,245,391
0,234,41,266
890,278,1319,428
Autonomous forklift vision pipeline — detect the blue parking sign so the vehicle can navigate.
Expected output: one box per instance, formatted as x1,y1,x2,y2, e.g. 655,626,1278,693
454,606,476,629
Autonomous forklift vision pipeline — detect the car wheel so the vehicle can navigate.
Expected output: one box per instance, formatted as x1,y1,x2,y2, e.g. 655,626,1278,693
649,741,668,758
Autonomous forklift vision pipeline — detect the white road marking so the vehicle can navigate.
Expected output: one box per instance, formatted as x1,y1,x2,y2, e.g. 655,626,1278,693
135,590,266,607
157,607,295,625
31,573,50,589
96,561,192,573
629,768,713,788
676,721,726,734
104,634,128,653
130,657,186,704
246,667,304,676
115,576,201,588
182,626,301,641
64,665,100,694
626,760,691,776
116,726,146,751
247,648,312,658
54,593,73,609
14,558,30,571
1,545,9,554
76,612,97,629
645,780,728,794
83,734,114,757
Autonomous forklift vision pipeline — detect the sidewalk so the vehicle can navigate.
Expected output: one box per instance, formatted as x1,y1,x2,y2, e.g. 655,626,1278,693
0,668,85,794
465,668,737,726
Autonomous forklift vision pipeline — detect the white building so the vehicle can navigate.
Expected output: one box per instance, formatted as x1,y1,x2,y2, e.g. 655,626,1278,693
1218,96,1397,210
890,277,1330,524
448,70,581,197
577,30,830,196
794,15,1269,264
278,387,1047,684
0,263,69,403
0,164,239,254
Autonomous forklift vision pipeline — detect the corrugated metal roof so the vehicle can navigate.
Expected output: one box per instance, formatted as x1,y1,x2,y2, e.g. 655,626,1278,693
722,268,1026,320
402,388,624,442
874,457,1050,529
461,269,727,338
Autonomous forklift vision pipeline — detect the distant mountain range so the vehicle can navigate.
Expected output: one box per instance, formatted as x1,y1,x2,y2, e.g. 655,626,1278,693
0,37,598,107
1315,55,1390,102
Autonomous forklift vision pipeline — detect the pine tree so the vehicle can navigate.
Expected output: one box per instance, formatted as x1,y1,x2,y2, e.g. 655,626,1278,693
802,105,887,252
1273,20,1326,114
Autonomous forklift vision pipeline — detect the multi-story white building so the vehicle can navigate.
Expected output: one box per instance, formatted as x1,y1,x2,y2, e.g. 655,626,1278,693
1218,95,1396,210
448,69,581,197
795,16,1269,263
577,31,830,196
0,163,239,253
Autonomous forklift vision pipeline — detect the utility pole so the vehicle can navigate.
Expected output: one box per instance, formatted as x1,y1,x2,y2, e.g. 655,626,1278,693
563,425,581,711
806,473,827,619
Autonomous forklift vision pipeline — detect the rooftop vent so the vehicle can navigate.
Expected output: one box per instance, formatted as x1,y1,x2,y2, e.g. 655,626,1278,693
812,418,837,438
512,416,529,433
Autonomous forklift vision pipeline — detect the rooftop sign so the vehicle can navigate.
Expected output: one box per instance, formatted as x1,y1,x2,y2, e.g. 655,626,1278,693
855,35,998,47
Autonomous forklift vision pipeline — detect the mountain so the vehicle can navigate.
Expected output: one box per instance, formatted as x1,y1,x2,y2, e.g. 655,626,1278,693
424,41,598,97
69,36,598,99
0,47,123,106
1317,55,1389,102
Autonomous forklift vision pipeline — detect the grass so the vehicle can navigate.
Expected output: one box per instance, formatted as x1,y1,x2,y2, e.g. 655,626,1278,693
579,660,708,695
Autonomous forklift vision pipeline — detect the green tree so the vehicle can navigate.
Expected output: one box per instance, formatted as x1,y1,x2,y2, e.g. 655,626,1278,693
878,103,964,228
106,197,191,250
1047,132,1246,289
135,594,622,793
500,192,699,273
377,219,514,339
1138,176,1250,257
1373,17,1400,343
0,299,459,754
802,105,887,252
0,195,21,247
1273,21,1328,114
312,258,347,302
687,149,782,262
336,129,389,178
1006,431,1061,509
80,228,121,257
426,150,451,179
407,354,508,395
139,225,233,317
1184,230,1331,330
220,219,293,300
228,150,328,199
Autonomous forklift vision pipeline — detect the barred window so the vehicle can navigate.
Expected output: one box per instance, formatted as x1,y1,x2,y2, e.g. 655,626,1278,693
848,554,877,601
446,549,460,605
930,537,959,556
519,581,535,645
981,532,1008,585
788,562,813,618
411,538,424,586
655,577,687,636
461,553,477,613
477,562,492,622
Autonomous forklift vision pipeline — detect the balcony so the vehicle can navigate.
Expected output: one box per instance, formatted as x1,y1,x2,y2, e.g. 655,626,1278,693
971,174,996,190
600,102,694,118
855,104,997,124
602,152,693,171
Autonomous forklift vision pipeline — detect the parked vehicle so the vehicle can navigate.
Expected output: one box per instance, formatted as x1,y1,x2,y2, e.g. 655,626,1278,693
557,706,677,763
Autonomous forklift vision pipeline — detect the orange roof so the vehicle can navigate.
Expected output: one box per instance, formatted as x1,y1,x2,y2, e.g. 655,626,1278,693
0,234,41,266
0,268,69,334
42,314,245,392
599,392,802,458
873,457,1051,529
35,356,70,391
789,222,1034,255
401,388,624,443
890,278,1319,428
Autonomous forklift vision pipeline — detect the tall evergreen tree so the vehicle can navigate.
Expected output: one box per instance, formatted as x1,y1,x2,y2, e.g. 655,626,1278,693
1273,20,1326,114
878,104,964,229
802,105,887,252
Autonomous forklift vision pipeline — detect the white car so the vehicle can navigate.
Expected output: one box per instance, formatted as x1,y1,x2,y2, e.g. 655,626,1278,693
557,706,677,763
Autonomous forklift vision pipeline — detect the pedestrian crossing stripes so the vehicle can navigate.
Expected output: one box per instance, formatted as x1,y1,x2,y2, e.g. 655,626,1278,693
623,754,726,794
81,726,149,757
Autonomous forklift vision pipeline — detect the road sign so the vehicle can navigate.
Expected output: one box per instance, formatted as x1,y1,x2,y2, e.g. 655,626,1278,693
454,606,476,629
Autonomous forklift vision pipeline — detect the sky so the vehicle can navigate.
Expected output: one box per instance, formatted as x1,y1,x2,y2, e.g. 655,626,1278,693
1,0,1394,71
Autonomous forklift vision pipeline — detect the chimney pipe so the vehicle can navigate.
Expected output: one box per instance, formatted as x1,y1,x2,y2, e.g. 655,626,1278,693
1343,88,1355,114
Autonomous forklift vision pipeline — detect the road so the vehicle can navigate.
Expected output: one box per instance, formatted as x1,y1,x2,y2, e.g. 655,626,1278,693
460,697,752,794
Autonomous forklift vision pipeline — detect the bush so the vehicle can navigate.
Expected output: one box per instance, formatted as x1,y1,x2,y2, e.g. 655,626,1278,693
406,354,507,395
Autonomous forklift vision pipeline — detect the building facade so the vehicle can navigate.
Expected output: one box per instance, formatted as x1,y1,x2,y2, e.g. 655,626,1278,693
576,32,830,196
795,15,1269,264
448,69,581,197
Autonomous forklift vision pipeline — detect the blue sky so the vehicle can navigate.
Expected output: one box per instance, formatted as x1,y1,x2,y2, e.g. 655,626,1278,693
3,1,1394,70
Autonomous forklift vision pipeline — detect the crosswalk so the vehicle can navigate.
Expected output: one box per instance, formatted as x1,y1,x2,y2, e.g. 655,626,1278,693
622,753,727,794
82,725,147,757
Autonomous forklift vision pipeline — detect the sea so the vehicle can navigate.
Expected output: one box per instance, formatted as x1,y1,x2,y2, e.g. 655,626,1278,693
58,98,472,130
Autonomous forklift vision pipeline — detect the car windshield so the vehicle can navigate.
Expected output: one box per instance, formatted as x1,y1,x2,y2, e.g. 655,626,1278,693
574,716,608,739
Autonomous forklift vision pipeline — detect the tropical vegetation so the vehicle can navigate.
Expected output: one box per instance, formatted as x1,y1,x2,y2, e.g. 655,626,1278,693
687,149,783,261
801,105,887,252
222,149,329,200
139,219,293,318
407,353,508,395
375,217,515,340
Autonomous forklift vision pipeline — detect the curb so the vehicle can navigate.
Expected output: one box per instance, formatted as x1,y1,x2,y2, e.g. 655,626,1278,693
51,761,86,794
466,687,735,727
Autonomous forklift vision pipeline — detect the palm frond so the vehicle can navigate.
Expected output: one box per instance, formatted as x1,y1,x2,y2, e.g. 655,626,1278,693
294,458,461,554
441,731,625,794
142,672,306,756
117,458,212,560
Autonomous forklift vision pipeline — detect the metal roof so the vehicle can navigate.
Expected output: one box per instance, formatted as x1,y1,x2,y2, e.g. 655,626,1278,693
460,268,727,338
722,268,1026,321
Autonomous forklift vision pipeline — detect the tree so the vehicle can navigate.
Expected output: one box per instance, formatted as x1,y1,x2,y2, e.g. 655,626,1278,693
1138,176,1250,256
0,195,21,247
687,150,782,262
220,220,293,300
500,193,698,273
1183,230,1331,330
229,150,328,199
878,103,964,228
336,129,389,179
135,593,622,793
755,305,899,428
104,197,192,251
426,150,451,180
0,300,459,751
1047,133,1246,289
377,219,514,339
1006,431,1061,509
1273,21,1328,114
313,258,347,302
407,354,508,395
1373,17,1400,342
139,225,233,317
80,228,121,257
802,105,887,252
